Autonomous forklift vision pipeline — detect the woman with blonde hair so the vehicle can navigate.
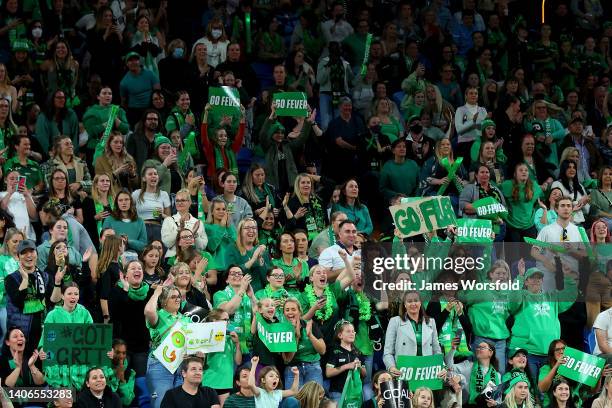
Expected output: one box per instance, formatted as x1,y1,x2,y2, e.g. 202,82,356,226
419,138,467,211
226,217,270,292
501,163,543,241
373,97,403,143
0,63,18,113
95,131,138,190
424,83,455,138
500,376,534,408
205,197,236,271
82,173,117,250
0,96,18,159
286,173,327,240
295,381,325,408
593,375,612,408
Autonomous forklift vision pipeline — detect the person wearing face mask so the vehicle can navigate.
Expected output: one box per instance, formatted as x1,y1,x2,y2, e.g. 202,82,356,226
405,116,434,166
28,21,47,66
158,39,193,96
199,18,229,68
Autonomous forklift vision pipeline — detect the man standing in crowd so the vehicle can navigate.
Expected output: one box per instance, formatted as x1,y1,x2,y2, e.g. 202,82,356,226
319,219,359,280
120,52,161,126
161,356,220,408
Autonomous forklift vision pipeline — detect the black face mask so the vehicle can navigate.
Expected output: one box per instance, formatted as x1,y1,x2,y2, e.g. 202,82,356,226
411,124,423,134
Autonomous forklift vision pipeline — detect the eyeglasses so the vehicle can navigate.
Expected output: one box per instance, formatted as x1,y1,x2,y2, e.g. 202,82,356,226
229,271,244,277
270,273,285,279
180,235,194,240
168,295,181,300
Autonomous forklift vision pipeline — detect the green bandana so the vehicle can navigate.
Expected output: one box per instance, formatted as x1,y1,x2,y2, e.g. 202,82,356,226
117,281,150,301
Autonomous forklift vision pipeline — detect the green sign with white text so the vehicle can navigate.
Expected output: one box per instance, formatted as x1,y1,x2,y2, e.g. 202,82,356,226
256,314,297,352
273,92,308,117
558,347,605,387
208,86,240,115
395,354,444,391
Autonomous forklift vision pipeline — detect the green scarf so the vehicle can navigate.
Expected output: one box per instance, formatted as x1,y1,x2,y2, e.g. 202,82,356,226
214,145,238,177
469,361,498,404
117,281,150,301
197,190,206,224
255,184,276,208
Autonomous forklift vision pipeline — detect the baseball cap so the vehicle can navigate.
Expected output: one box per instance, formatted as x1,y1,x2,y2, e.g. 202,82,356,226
17,239,36,254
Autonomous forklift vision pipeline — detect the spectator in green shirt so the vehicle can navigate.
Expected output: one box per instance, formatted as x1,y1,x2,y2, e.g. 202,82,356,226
3,134,44,193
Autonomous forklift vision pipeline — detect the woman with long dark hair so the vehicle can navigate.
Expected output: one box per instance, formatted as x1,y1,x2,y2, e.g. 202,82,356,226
550,160,590,225
39,40,79,107
96,235,123,323
35,89,79,154
332,178,373,235
74,367,121,408
86,6,124,90
101,190,147,253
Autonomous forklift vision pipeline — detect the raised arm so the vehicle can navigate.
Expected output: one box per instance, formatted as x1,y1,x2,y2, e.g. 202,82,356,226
247,356,261,396
144,285,163,326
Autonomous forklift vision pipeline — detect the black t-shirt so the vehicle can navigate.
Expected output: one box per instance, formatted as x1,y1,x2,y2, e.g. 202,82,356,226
98,262,121,301
160,386,219,408
326,344,365,393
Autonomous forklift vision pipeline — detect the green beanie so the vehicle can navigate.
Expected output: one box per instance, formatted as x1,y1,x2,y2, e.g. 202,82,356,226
269,122,285,135
154,135,172,149
481,119,496,130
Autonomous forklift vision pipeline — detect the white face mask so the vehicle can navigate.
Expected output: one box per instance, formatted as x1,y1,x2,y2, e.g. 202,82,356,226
32,28,43,38
211,29,222,39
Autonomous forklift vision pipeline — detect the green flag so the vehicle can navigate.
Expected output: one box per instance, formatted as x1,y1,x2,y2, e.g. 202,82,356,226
524,237,568,253
455,219,494,243
558,347,605,387
396,355,444,391
272,92,308,117
208,86,241,115
471,197,508,220
339,368,363,408
93,104,118,163
44,324,113,367
256,314,297,352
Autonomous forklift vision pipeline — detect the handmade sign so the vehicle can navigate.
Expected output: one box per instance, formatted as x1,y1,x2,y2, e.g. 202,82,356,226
44,324,112,367
558,347,605,387
272,92,308,117
396,355,444,391
390,196,456,238
208,86,240,115
256,314,297,352
153,322,227,373
381,379,411,408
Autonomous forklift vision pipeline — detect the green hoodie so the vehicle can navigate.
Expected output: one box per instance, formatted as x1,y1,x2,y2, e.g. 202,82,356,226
508,277,577,356
83,104,130,149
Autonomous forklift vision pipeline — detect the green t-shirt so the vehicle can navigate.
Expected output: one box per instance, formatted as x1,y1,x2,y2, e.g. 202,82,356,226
213,286,252,353
271,258,308,294
501,180,543,230
290,321,323,364
224,394,256,408
3,157,43,190
202,338,237,389
0,254,17,306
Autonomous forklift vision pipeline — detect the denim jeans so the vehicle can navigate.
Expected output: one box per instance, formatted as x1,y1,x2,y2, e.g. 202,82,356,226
146,356,183,408
472,336,507,377
363,355,374,402
319,93,339,131
527,354,547,402
0,307,6,348
284,361,323,388
330,391,342,403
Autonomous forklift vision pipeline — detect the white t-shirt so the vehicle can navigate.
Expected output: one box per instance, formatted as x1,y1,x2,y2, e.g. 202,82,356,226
594,308,612,355
0,191,34,240
535,222,581,291
319,243,359,270
131,190,170,221
254,388,282,408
